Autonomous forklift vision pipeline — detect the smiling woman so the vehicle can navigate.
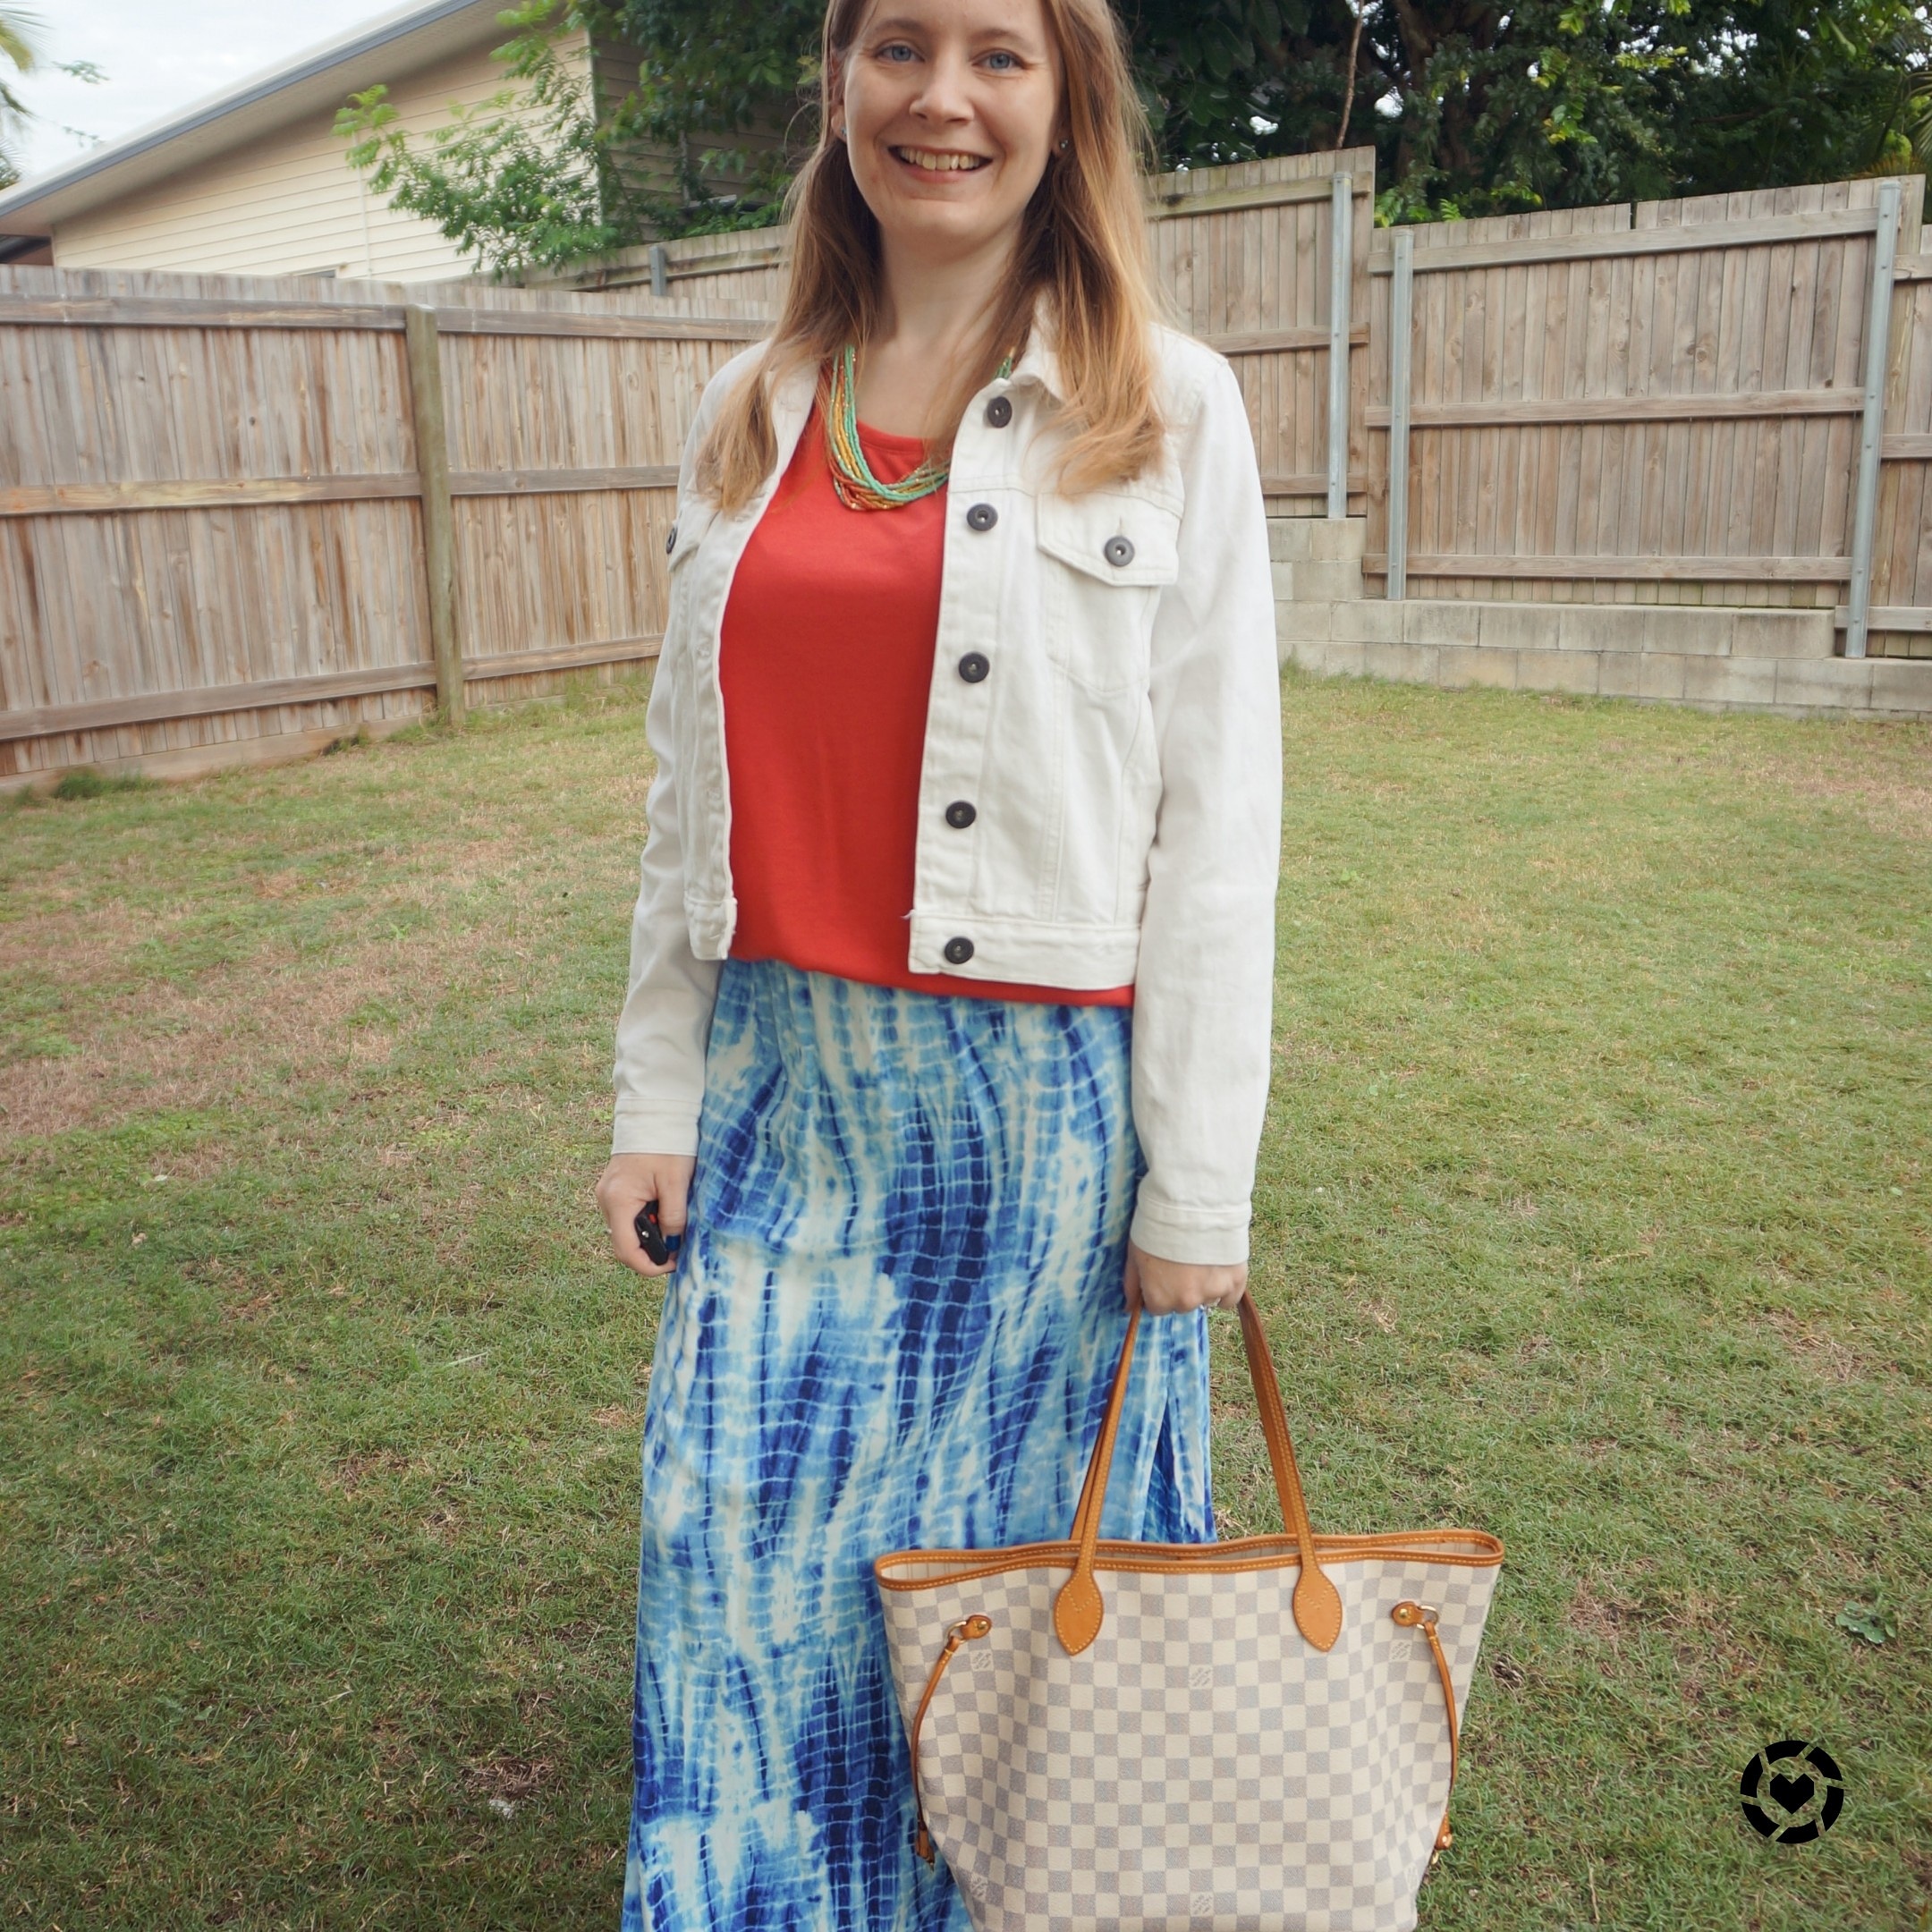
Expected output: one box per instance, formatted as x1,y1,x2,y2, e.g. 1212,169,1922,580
592,0,1282,1926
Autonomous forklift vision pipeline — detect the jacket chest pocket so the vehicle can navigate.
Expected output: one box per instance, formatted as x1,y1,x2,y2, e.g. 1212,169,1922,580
1034,489,1182,695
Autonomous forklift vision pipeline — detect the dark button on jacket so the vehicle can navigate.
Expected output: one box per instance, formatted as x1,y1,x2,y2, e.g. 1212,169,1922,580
965,503,998,533
984,395,1013,428
945,801,977,829
943,936,975,965
957,652,990,683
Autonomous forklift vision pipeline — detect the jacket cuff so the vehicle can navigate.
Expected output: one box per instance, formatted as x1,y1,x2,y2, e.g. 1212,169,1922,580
611,1101,701,1159
1129,1195,1252,1267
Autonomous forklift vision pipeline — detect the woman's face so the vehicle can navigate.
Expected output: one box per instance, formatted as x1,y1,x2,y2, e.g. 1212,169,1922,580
836,0,1063,267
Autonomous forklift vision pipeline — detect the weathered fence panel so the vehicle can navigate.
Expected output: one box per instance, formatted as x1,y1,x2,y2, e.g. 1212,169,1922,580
0,267,766,783
559,150,1377,516
9,156,1932,786
1360,175,1932,658
1143,149,1373,512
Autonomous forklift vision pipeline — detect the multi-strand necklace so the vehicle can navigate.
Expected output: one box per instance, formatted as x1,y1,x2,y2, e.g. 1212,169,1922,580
823,342,1015,512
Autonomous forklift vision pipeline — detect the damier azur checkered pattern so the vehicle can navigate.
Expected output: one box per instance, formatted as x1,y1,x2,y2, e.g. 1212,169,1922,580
877,1536,1503,1932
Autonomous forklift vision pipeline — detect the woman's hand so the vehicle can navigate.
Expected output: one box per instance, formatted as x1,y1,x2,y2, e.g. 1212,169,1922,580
597,1152,695,1278
1123,1241,1247,1315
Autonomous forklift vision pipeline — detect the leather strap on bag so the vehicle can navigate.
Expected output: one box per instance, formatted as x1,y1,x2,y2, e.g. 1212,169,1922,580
1053,1297,1343,1655
909,1614,992,1863
1394,1601,1460,1852
1051,1305,1144,1653
1236,1293,1344,1651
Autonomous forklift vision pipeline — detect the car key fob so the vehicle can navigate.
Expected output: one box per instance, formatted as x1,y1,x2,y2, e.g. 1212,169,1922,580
633,1199,679,1267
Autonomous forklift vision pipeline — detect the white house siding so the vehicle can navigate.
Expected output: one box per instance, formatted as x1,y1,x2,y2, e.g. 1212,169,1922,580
51,34,590,283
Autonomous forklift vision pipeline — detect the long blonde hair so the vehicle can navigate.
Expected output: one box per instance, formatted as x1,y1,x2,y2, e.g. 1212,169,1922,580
696,0,1165,510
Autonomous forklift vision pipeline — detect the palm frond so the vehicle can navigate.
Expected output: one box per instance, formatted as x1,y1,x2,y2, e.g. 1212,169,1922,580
0,8,43,73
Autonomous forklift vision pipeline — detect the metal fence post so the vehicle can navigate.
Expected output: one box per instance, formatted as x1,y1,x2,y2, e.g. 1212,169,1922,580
403,303,464,723
1385,229,1414,601
1845,177,1902,661
1327,174,1352,521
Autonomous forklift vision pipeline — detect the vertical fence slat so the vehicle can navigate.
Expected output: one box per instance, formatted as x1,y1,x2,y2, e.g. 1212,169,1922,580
1844,178,1902,660
403,303,464,722
1327,173,1352,519
1386,230,1415,599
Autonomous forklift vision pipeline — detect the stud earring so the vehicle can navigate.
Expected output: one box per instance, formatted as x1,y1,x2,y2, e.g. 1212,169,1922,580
1056,137,1071,153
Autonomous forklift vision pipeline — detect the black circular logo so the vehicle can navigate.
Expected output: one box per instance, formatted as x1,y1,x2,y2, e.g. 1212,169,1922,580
1740,1741,1844,1843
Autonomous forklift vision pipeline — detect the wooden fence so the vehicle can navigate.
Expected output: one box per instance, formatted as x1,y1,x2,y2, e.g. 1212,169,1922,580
552,148,1378,514
0,270,768,784
640,165,1932,662
0,152,1376,784
8,155,1932,786
1360,176,1932,659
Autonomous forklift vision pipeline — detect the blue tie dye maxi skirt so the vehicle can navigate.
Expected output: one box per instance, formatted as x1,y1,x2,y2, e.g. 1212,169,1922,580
622,958,1216,1931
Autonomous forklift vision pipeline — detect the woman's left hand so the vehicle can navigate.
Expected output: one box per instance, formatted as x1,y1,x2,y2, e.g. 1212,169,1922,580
1123,1241,1247,1315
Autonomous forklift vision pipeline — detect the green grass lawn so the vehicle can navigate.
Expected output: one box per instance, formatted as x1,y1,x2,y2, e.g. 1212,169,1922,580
2,672,1927,1930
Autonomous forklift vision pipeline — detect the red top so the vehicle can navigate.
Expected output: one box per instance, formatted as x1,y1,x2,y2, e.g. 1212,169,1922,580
720,401,1133,1007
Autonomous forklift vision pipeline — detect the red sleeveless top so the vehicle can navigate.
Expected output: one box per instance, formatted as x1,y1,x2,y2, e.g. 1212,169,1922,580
719,401,1133,1006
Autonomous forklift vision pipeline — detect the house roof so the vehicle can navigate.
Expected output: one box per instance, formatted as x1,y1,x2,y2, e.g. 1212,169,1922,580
0,0,513,235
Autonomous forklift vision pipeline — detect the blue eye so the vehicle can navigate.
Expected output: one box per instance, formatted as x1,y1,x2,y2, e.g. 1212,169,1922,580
877,41,917,62
983,50,1020,70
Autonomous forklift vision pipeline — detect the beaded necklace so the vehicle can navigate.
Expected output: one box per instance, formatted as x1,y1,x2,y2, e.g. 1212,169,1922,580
823,342,1015,511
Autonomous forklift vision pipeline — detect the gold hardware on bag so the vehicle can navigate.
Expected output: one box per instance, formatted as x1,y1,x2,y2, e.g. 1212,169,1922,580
1394,1600,1459,1853
910,1614,995,1862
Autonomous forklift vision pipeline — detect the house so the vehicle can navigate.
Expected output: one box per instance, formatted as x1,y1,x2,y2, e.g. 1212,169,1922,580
0,0,704,283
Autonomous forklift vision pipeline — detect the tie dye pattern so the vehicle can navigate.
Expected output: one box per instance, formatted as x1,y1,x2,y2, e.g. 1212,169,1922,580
623,959,1216,1931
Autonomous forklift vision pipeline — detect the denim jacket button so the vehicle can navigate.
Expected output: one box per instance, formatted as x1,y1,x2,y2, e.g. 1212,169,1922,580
945,801,978,829
984,395,1013,428
1103,534,1135,568
957,652,990,683
943,936,975,965
665,522,678,555
965,503,998,532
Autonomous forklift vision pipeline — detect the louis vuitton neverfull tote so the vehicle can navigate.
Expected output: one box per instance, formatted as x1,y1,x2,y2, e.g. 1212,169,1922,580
875,1295,1504,1932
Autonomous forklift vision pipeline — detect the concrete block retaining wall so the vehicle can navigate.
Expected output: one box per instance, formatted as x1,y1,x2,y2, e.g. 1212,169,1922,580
1267,517,1932,721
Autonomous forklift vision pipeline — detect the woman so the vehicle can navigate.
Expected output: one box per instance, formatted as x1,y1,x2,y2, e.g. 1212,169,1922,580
595,0,1280,1922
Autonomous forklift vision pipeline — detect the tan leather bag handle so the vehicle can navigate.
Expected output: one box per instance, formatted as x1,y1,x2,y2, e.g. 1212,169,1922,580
1052,1295,1343,1655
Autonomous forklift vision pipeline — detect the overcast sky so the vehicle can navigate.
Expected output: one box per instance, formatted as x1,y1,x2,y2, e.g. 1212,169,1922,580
9,1,404,183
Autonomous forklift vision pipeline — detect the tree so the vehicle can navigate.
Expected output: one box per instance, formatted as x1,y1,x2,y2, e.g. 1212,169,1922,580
614,0,1932,219
346,0,1932,273
1,6,41,188
337,0,799,276
0,10,105,190
337,1,665,275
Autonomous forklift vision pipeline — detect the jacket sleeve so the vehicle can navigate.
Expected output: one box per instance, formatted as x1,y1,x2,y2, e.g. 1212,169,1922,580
609,398,727,1158
1129,356,1283,1266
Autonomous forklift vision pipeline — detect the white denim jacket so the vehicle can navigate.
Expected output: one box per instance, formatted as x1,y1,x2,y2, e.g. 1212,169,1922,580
611,318,1282,1264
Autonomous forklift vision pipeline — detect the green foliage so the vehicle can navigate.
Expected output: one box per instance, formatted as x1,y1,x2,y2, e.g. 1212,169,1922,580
0,9,107,191
1836,1595,1899,1643
335,1,663,275
613,0,1932,225
344,0,1932,269
1674,0,1932,190
0,5,39,189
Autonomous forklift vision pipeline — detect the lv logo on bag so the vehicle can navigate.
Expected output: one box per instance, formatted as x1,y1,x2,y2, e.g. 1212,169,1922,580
875,1296,1504,1932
